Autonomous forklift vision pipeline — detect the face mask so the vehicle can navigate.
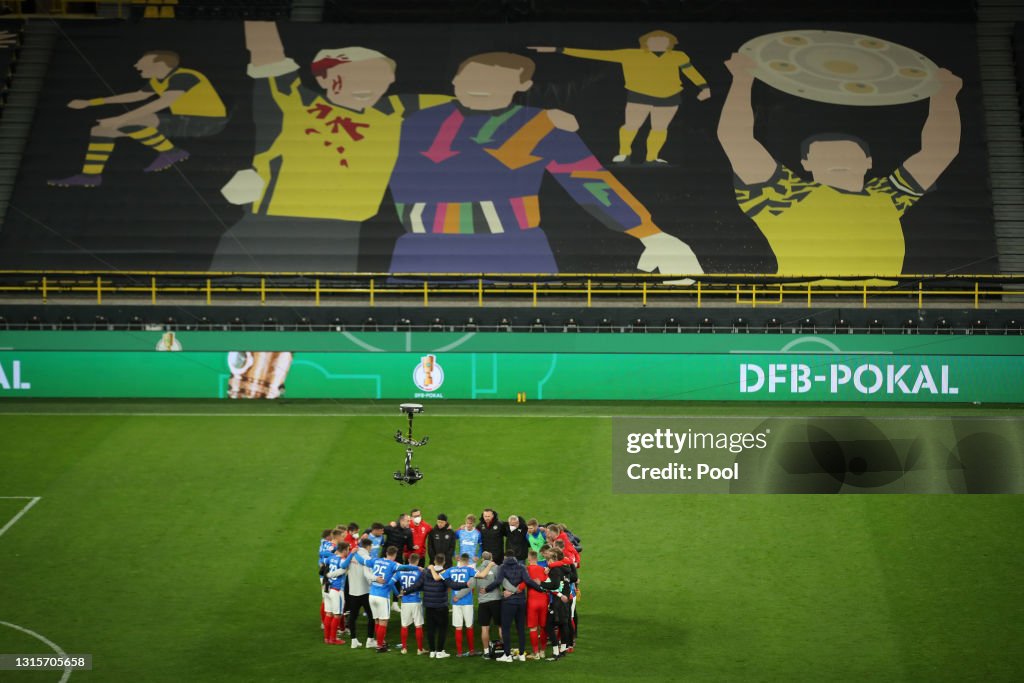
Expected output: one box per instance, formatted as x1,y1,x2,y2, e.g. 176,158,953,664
413,516,422,524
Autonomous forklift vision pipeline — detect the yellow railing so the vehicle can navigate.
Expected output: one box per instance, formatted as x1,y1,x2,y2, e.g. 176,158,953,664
1,270,1022,309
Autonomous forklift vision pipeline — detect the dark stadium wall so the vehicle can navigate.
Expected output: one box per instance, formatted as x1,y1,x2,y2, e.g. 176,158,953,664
0,20,22,106
0,303,1016,334
1015,24,1024,125
0,21,997,278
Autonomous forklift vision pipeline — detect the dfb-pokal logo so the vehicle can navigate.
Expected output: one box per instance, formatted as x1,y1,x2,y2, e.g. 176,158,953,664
413,354,444,393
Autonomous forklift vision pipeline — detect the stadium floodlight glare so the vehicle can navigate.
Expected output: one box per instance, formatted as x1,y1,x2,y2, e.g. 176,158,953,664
394,403,427,485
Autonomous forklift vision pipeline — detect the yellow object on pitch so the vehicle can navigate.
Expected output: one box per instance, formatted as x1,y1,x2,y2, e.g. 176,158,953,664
516,391,527,403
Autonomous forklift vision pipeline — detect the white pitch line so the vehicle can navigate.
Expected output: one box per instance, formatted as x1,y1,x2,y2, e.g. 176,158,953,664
0,412,1017,420
0,621,72,683
0,496,40,538
0,412,607,420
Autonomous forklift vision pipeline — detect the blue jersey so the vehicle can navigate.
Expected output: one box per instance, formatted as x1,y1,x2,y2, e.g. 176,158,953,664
357,555,401,598
319,539,335,569
396,567,424,604
368,534,385,558
326,553,354,591
442,565,477,606
456,528,481,561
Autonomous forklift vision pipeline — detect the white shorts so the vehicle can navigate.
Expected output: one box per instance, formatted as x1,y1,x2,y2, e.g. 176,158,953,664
452,604,474,628
324,588,344,614
369,595,391,620
400,601,424,627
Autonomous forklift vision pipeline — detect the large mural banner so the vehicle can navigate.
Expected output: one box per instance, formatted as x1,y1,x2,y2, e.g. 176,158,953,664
0,22,997,280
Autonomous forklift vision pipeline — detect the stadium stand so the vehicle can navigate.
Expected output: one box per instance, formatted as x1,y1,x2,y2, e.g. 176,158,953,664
1,303,1022,335
0,20,22,107
324,0,979,23
175,1,292,21
0,0,1020,336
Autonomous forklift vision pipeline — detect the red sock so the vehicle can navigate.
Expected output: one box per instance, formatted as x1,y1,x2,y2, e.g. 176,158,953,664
468,629,475,653
320,602,326,623
415,627,424,651
401,627,408,650
530,629,539,653
328,616,340,643
455,628,463,655
339,614,346,632
377,623,386,645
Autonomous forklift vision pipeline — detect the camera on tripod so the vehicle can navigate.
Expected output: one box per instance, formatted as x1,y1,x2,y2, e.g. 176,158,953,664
393,404,428,485
394,463,424,485
394,446,424,485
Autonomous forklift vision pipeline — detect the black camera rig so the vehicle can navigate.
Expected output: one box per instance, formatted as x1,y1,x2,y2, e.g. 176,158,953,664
394,403,427,485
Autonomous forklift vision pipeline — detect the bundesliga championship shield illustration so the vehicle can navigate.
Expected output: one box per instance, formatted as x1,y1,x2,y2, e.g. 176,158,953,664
739,30,942,106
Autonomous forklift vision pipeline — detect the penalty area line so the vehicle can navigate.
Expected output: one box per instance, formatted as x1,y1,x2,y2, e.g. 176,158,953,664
0,496,41,538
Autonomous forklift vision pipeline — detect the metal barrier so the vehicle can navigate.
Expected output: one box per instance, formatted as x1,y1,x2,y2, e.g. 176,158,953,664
1,270,1023,309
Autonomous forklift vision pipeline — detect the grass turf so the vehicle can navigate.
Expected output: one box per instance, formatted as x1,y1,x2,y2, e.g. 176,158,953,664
1,400,1022,681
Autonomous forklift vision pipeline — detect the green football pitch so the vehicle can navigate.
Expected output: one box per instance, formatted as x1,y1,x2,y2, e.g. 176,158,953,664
1,400,1022,682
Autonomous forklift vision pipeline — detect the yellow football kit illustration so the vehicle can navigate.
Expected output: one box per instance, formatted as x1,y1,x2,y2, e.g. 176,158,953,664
735,165,925,279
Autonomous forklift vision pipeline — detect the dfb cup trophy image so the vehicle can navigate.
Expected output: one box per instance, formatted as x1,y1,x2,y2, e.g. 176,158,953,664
226,351,294,399
393,403,428,485
422,355,434,387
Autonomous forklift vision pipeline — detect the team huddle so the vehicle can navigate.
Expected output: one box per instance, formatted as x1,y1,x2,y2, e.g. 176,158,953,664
317,508,582,662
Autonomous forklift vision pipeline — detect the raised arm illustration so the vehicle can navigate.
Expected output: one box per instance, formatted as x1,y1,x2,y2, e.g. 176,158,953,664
901,68,962,192
244,19,290,71
716,52,776,185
